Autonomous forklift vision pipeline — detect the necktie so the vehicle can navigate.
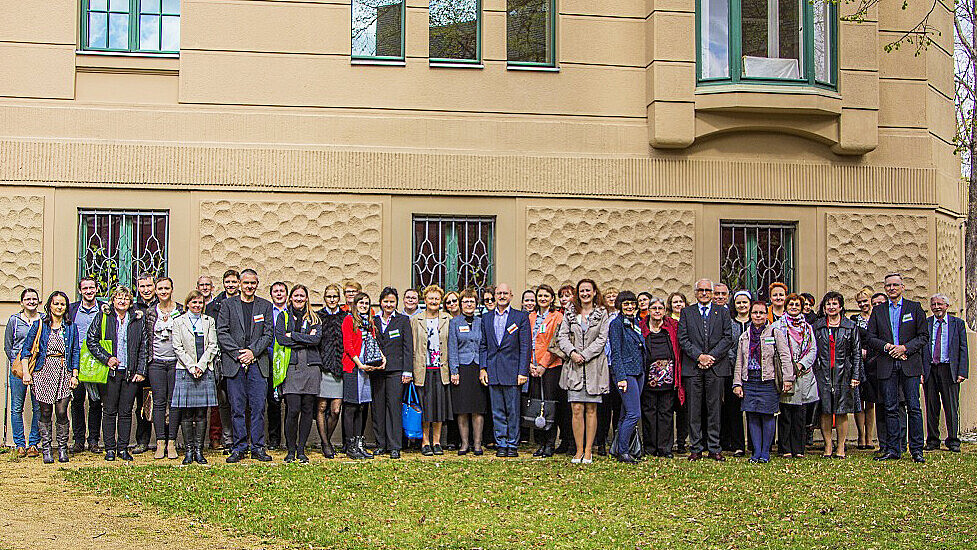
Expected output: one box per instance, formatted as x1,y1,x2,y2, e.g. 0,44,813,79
701,306,709,335
932,319,943,364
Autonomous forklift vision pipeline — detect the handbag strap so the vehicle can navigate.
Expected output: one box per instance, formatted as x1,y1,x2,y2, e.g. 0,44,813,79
29,321,42,356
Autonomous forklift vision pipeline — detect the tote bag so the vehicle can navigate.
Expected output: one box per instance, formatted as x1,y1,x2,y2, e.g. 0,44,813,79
401,383,423,439
78,314,111,384
272,341,291,388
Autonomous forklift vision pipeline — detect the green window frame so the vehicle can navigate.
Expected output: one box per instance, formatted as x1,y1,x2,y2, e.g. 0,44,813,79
506,0,557,67
81,0,181,54
696,0,837,89
429,0,482,64
351,0,406,61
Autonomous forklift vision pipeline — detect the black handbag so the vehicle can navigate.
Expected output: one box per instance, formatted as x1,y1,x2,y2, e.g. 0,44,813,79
360,329,384,367
520,374,557,430
610,427,643,458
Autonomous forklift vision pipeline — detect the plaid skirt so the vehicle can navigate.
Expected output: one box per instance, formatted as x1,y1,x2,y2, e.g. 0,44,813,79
171,368,218,408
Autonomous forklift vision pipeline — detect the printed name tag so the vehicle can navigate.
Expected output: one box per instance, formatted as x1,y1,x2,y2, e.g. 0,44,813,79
388,329,401,339
507,323,518,334
459,326,470,333
763,337,776,345
902,313,913,323
253,314,264,323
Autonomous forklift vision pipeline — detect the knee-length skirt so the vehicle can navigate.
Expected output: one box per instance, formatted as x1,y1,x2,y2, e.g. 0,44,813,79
171,369,218,408
420,376,453,422
741,379,780,415
450,363,488,415
319,372,343,399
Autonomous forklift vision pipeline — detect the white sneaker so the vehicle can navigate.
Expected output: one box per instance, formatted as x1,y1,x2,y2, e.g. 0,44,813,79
570,457,582,464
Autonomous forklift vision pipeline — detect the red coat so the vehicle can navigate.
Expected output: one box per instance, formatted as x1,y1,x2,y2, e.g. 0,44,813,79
341,315,362,373
639,315,685,405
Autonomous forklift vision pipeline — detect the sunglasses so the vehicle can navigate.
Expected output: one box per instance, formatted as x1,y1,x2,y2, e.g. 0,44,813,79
446,299,459,304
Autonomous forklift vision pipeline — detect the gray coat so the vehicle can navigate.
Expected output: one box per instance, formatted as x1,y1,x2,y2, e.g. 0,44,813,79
772,317,819,405
557,308,611,396
216,296,274,378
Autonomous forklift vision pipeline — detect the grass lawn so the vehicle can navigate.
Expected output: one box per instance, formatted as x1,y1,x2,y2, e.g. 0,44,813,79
64,450,977,550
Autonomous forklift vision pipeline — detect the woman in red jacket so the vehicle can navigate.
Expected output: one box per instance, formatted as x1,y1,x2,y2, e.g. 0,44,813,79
341,292,385,459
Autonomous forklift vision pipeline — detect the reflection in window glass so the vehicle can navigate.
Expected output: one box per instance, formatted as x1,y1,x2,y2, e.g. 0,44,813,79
506,0,553,65
352,0,405,58
813,0,831,83
741,0,801,79
430,0,479,61
139,0,180,52
700,0,729,79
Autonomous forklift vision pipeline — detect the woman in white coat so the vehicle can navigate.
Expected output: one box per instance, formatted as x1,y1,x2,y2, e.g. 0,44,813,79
171,290,219,464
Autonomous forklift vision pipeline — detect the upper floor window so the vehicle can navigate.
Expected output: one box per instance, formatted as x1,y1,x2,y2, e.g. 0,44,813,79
352,0,405,60
82,0,181,54
698,0,835,88
429,0,481,63
506,0,556,67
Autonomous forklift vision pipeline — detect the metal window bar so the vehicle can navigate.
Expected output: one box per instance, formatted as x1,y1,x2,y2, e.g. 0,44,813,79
412,216,495,294
78,209,169,298
720,221,795,301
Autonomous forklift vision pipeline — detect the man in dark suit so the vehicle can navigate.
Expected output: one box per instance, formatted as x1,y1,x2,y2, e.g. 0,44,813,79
479,283,531,457
68,277,104,454
867,273,929,463
677,278,733,461
923,293,969,452
216,268,275,463
373,287,415,459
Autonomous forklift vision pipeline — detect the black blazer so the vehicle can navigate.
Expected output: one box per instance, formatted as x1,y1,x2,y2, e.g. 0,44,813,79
866,298,929,380
86,304,150,381
677,302,733,377
216,296,274,378
922,314,969,381
374,312,414,374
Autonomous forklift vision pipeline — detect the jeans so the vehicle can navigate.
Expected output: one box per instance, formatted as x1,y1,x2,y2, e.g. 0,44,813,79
746,412,776,461
226,366,268,453
881,370,924,456
8,373,39,448
489,385,521,449
615,373,643,454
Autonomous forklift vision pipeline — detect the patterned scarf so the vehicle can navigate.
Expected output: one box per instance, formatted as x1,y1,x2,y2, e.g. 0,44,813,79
748,322,765,365
784,313,814,359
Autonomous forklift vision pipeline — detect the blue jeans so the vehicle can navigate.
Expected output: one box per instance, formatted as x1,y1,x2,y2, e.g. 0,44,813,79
881,370,924,456
226,366,268,453
489,385,520,449
9,373,39,448
616,374,643,454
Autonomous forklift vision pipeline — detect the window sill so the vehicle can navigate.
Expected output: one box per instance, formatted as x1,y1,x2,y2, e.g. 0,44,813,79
76,51,179,75
429,61,484,69
506,64,559,73
694,84,842,116
351,58,406,67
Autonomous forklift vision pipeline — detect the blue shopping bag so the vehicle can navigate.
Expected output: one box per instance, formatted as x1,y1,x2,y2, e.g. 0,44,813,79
402,383,423,440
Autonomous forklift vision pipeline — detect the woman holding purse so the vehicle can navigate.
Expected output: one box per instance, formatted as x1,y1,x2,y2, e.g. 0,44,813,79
276,284,323,463
4,288,42,458
412,285,453,456
171,290,219,464
639,297,681,458
341,291,384,459
22,291,79,464
527,284,564,458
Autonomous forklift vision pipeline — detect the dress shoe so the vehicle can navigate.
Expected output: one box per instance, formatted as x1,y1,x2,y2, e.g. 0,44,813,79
709,452,726,462
432,444,444,456
675,444,687,454
533,446,545,457
389,449,401,459
472,447,484,456
581,457,593,464
373,447,388,457
267,441,282,451
321,441,335,459
874,453,900,461
733,450,745,457
596,445,607,457
69,442,85,454
131,443,148,455
57,447,69,463
924,442,940,451
297,453,310,464
662,453,674,459
88,441,101,453
688,452,702,461
118,450,134,461
284,451,296,463
495,448,507,457
251,449,273,462
507,448,519,458
948,446,961,453
571,457,582,464
104,450,116,461
541,444,555,458
225,451,245,463
458,446,470,456
422,445,434,456
210,439,221,450
747,458,761,464
911,453,926,463
26,446,39,458
617,453,639,464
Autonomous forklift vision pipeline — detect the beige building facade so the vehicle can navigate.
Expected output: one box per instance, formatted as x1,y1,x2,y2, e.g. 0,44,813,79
2,0,976,433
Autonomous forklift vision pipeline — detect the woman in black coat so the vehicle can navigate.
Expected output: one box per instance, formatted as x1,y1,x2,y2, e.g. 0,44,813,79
371,287,414,459
315,284,346,458
812,291,862,458
276,284,322,463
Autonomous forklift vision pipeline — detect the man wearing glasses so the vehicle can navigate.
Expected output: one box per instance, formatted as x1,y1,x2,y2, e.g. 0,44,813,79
677,279,733,461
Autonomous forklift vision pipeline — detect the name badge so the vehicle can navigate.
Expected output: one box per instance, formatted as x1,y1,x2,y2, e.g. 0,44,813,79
388,329,400,339
459,326,470,333
253,314,264,323
763,337,776,345
507,323,518,334
902,313,913,323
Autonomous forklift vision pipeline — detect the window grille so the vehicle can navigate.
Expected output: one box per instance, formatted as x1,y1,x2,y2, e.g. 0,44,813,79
78,209,169,297
720,221,795,300
412,215,495,293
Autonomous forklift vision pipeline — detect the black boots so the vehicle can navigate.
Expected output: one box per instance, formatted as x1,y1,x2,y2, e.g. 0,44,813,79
356,436,374,460
193,420,208,464
181,420,195,465
345,437,366,459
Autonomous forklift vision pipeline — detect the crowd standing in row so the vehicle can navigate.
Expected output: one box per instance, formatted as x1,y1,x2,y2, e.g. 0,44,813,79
4,270,968,465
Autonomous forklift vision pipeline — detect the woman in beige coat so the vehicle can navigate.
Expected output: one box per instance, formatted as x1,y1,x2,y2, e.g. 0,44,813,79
412,285,453,456
171,290,219,465
557,279,611,464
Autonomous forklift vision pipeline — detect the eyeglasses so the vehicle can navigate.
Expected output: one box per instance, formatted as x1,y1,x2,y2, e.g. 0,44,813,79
446,299,459,304
484,297,495,302
695,288,712,293
324,294,340,299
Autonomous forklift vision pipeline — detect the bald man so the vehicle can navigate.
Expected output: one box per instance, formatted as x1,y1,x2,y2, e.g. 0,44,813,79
479,283,532,457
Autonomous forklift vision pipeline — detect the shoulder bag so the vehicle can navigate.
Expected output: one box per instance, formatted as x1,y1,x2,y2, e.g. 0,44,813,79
11,319,41,380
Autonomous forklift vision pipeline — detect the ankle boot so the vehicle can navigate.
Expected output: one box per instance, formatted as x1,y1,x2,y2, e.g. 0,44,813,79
154,439,166,459
181,421,195,465
356,436,374,460
193,420,208,464
39,420,54,464
345,437,365,459
167,440,178,460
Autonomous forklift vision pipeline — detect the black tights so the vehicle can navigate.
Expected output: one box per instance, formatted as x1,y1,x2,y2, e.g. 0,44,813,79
343,403,365,438
284,394,316,453
180,407,207,422
39,398,71,448
317,398,342,448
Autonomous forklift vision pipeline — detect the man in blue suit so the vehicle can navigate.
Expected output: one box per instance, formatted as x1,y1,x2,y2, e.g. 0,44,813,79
923,293,969,453
479,283,531,457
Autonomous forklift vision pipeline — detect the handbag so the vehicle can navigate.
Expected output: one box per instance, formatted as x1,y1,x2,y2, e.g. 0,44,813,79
401,383,423,439
272,340,291,389
610,427,643,458
361,329,384,368
520,375,557,430
11,318,41,380
79,314,112,384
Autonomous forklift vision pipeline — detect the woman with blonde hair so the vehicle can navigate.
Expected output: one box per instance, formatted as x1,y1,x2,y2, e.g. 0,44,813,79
171,290,219,464
314,283,346,458
413,284,453,455
851,286,876,449
275,284,323,463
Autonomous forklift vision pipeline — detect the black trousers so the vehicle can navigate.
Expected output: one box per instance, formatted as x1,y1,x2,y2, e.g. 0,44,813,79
683,368,722,454
720,375,745,452
370,371,404,451
674,389,688,449
777,403,806,456
267,381,284,447
343,403,366,438
283,393,315,452
134,379,152,446
530,367,565,447
71,383,102,446
148,359,178,440
101,374,140,451
925,363,961,448
595,385,621,448
641,388,674,456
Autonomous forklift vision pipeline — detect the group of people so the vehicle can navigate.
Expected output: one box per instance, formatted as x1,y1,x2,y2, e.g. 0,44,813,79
4,269,968,466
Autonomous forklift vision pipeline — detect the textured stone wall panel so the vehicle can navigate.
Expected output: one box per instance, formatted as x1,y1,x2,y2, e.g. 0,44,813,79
0,195,43,301
198,200,382,298
526,206,695,297
826,213,928,302
936,218,961,307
